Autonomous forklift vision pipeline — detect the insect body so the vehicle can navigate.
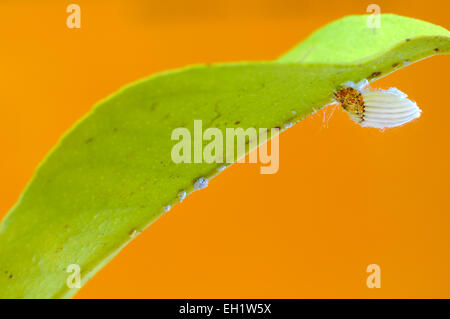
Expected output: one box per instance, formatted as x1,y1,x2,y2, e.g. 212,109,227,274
335,81,421,129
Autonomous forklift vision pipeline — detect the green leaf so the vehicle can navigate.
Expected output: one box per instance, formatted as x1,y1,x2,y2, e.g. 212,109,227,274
0,14,449,298
280,14,450,65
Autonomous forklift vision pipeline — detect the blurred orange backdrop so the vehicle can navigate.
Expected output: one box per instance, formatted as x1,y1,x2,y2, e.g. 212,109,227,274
0,0,449,298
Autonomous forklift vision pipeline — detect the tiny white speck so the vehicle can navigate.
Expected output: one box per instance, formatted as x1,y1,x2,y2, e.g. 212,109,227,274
403,60,411,66
178,191,186,202
344,79,369,91
217,165,226,172
291,110,296,115
283,122,293,129
163,205,171,212
129,230,138,238
193,177,209,190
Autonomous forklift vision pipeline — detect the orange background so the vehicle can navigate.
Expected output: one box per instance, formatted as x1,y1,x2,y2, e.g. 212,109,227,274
0,0,449,298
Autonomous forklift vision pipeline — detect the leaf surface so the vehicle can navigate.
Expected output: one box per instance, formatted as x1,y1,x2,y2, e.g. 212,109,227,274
0,14,449,298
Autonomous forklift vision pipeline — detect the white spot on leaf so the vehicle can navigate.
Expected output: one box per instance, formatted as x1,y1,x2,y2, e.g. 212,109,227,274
193,177,208,190
178,191,186,202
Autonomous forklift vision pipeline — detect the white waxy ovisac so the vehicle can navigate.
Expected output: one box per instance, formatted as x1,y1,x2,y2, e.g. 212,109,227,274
358,88,421,129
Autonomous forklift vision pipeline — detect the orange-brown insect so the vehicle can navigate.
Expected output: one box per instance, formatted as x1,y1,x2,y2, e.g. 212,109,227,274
334,87,365,121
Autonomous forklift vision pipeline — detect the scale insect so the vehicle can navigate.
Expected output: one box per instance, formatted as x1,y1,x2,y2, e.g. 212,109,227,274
335,80,422,129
